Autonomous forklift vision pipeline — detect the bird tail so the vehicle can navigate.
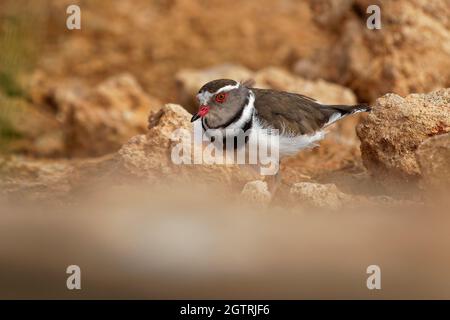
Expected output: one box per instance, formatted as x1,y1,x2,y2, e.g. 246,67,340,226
323,103,371,126
329,103,371,114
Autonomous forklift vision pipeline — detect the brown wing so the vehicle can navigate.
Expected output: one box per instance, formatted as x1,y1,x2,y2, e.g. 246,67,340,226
252,88,336,135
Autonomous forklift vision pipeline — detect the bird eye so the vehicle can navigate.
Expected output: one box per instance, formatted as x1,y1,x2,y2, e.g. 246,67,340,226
215,93,227,103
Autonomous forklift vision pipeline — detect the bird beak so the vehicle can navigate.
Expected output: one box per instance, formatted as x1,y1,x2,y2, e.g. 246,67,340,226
191,105,210,122
190,113,200,122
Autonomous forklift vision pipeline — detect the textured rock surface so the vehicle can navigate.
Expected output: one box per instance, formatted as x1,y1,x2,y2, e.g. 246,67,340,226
0,156,73,200
240,180,272,206
288,181,418,210
304,0,450,102
1,104,260,199
290,182,351,210
114,104,259,186
29,73,162,157
416,133,450,191
32,0,331,104
253,67,356,105
357,89,450,191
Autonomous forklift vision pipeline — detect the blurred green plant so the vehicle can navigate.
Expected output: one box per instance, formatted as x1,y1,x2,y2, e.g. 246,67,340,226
0,1,47,153
0,95,23,153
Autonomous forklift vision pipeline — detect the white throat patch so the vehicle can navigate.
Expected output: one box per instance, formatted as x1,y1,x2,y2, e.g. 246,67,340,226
202,90,255,135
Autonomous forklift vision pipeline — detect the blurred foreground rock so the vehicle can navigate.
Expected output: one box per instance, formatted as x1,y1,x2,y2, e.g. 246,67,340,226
357,89,450,193
29,73,161,157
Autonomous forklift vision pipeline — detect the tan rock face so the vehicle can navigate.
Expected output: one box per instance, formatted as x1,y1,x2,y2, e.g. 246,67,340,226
0,156,74,200
111,103,260,188
290,182,351,210
61,74,162,157
416,133,450,192
1,104,260,200
357,89,450,192
29,73,162,157
240,180,272,206
305,0,450,102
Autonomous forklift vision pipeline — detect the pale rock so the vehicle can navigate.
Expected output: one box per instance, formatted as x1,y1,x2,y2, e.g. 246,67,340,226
29,73,162,157
240,180,272,206
357,89,450,192
114,103,259,187
416,133,450,192
305,0,450,102
290,182,351,210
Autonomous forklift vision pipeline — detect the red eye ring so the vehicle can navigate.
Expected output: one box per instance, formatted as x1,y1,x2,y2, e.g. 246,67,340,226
215,92,227,103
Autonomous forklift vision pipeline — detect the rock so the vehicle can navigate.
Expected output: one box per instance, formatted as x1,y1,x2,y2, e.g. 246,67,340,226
357,89,450,192
0,156,74,200
288,181,419,210
60,74,162,157
290,182,351,210
308,0,354,28
253,67,356,105
1,103,260,200
416,133,450,192
304,0,450,102
114,103,259,187
240,180,272,206
29,73,162,157
36,0,330,104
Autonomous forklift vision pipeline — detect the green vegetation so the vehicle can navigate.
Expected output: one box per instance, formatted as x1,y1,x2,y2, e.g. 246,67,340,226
0,1,46,152
0,96,23,153
0,71,24,98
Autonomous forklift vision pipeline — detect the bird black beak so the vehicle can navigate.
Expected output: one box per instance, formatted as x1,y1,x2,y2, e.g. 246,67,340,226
191,105,210,122
191,113,200,122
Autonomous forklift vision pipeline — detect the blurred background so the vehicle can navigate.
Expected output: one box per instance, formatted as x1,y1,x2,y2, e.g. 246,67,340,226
0,0,450,299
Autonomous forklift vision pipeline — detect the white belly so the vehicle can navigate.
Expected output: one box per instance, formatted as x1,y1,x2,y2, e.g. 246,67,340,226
250,117,326,157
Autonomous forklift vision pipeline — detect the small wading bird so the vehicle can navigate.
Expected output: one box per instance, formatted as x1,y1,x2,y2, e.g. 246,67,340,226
191,79,370,190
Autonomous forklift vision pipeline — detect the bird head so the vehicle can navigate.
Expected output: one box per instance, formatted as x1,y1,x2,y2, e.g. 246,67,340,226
191,79,251,128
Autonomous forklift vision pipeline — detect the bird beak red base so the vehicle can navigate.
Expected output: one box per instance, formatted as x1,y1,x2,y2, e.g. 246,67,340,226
191,105,210,122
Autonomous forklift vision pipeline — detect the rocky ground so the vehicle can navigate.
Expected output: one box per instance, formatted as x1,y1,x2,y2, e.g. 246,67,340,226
1,0,449,210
